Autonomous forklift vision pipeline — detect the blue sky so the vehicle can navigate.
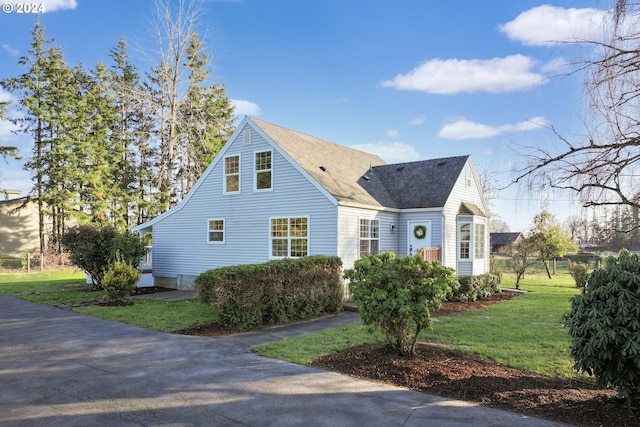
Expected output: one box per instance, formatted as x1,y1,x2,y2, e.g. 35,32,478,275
0,0,614,230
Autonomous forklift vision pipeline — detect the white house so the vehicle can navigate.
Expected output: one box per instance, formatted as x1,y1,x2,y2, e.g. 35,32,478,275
132,117,490,289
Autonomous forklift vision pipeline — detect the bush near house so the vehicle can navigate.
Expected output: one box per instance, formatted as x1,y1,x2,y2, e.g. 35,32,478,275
344,252,457,357
195,255,343,330
449,273,501,302
61,225,147,288
565,250,640,410
102,260,141,302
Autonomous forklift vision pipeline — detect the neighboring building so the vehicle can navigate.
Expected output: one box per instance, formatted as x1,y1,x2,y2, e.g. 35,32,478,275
490,232,524,255
132,117,490,289
0,191,40,258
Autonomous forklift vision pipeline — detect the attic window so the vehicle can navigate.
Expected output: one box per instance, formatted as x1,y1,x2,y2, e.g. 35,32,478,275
243,129,251,145
465,170,471,188
319,166,327,171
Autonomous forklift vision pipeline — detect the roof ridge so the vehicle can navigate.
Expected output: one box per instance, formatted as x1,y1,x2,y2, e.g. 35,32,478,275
248,116,386,162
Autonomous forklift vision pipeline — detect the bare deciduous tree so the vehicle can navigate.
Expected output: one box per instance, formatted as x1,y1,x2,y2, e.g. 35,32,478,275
514,1,640,230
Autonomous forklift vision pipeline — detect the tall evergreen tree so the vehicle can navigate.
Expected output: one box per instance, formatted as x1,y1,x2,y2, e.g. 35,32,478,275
176,32,234,196
109,39,158,227
4,18,54,253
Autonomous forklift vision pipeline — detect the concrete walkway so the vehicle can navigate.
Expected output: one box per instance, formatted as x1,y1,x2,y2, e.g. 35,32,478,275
0,296,569,426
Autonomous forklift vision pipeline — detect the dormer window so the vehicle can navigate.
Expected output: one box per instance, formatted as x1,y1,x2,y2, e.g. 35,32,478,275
255,150,272,190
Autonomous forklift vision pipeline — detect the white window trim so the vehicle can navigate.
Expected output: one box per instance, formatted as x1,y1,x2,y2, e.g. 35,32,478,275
358,217,380,258
457,220,472,261
457,218,488,261
254,149,273,192
223,154,241,195
207,218,225,244
269,216,310,259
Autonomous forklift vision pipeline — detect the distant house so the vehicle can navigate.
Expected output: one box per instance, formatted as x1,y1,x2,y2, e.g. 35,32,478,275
490,232,524,255
0,191,40,258
132,117,490,290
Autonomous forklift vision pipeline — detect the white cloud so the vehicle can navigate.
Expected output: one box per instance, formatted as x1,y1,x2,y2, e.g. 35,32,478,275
0,87,15,103
5,0,77,12
231,99,262,116
410,115,425,126
438,116,550,140
499,5,606,46
381,54,547,94
2,43,19,57
541,57,572,73
385,129,400,138
350,141,422,164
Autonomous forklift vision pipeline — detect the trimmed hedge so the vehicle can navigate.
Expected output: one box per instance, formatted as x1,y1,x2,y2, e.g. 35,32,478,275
449,273,501,302
195,256,343,330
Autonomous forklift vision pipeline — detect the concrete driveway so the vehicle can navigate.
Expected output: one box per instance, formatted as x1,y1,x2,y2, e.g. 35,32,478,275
0,295,568,426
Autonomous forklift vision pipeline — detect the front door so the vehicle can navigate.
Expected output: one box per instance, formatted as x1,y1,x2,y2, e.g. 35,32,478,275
407,221,432,255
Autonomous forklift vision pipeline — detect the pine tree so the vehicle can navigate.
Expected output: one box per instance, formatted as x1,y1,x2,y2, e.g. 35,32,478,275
4,18,53,254
176,32,234,196
109,39,158,227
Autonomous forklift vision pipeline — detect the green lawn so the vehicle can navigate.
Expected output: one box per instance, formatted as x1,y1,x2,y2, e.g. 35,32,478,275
0,269,218,332
255,272,585,379
2,268,586,378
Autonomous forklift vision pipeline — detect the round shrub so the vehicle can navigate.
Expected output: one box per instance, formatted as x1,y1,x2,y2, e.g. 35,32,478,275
344,252,456,357
564,250,640,410
102,260,141,302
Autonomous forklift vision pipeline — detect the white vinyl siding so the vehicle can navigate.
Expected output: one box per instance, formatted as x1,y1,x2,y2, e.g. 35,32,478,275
442,160,490,274
337,206,398,270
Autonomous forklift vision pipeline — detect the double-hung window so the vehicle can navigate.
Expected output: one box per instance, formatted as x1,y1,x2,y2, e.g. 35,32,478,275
224,155,240,193
359,219,379,257
459,223,471,259
255,150,272,190
270,217,308,258
208,219,225,243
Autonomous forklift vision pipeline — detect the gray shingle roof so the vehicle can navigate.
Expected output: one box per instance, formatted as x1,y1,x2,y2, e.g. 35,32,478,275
366,156,470,209
250,117,469,209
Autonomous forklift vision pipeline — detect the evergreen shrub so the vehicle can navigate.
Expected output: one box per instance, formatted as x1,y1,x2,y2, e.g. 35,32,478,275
102,260,141,302
344,252,456,357
450,273,501,302
195,255,343,330
61,225,147,288
565,250,640,411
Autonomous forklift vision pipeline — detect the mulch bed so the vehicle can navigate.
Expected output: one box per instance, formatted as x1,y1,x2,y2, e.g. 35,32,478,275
179,290,638,426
